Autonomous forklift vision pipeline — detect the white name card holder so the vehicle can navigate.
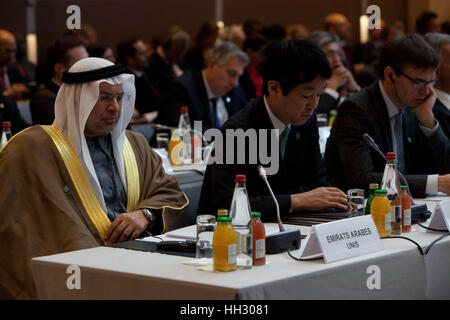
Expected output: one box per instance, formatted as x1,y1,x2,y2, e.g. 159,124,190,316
300,215,384,263
427,199,450,232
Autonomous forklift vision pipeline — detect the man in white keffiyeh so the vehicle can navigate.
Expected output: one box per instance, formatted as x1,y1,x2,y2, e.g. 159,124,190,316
0,57,188,299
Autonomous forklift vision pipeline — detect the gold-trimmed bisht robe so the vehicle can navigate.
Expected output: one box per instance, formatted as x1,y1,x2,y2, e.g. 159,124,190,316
0,125,188,299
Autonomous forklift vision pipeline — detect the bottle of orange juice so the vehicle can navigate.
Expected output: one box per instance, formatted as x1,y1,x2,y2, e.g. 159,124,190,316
168,130,183,166
213,217,237,272
370,189,391,237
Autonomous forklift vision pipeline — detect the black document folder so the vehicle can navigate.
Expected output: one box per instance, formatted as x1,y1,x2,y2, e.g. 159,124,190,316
284,207,360,226
108,240,196,258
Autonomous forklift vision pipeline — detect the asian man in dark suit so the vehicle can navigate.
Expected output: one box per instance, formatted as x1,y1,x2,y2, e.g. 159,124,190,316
158,41,248,129
197,39,348,222
325,34,450,198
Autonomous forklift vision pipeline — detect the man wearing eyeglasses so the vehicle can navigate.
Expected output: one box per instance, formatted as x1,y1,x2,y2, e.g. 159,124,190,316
308,31,360,117
325,34,450,198
0,58,188,299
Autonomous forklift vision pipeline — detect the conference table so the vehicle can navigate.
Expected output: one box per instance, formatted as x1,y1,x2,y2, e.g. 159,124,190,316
30,198,449,300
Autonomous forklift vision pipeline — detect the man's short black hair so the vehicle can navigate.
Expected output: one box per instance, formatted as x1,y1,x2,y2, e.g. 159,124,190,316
261,39,331,96
86,43,108,58
46,36,85,76
117,39,139,66
416,11,438,35
378,33,438,79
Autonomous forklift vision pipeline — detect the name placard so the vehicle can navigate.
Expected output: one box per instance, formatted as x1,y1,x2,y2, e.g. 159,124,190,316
427,200,450,232
301,215,383,263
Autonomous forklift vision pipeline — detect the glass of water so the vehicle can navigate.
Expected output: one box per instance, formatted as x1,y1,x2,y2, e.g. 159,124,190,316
317,113,329,127
196,215,216,261
156,133,170,151
347,189,365,216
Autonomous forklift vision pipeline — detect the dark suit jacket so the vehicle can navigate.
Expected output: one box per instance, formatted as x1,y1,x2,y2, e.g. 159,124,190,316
434,98,450,139
316,91,340,116
324,82,450,198
6,66,26,86
29,80,60,125
127,69,161,115
0,90,29,135
147,52,176,94
159,69,248,129
197,97,327,222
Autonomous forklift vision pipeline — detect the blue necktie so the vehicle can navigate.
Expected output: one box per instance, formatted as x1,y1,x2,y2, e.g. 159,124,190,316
393,111,406,174
280,127,290,160
210,98,220,128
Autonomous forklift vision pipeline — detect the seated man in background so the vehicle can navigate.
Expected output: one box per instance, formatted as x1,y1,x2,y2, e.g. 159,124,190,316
325,34,450,198
30,36,88,124
147,26,190,94
324,13,354,71
424,32,450,138
0,58,187,299
0,86,29,135
159,41,248,129
308,31,360,117
117,39,162,116
197,39,348,221
0,29,29,100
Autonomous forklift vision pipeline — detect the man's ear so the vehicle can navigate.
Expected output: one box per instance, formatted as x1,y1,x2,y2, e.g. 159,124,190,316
206,58,217,69
267,80,282,96
384,66,395,83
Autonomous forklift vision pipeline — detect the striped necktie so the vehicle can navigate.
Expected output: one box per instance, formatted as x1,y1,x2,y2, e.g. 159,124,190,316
210,98,220,128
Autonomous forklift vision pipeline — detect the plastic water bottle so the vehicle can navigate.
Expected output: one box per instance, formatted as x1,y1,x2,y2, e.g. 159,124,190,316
381,152,402,235
177,106,192,164
229,175,253,268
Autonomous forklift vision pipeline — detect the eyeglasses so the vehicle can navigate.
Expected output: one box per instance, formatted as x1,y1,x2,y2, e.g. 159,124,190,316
396,70,437,89
325,49,343,60
98,93,129,105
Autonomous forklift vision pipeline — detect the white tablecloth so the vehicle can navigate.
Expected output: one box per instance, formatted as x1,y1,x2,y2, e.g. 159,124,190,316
31,209,450,300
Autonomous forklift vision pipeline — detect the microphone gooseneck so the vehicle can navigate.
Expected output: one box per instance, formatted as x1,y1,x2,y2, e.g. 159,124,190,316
257,165,286,232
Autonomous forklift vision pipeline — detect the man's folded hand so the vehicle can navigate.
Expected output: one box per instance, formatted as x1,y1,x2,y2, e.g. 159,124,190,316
104,210,149,244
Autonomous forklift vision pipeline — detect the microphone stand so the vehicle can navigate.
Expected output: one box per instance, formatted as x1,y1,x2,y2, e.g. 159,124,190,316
258,166,301,254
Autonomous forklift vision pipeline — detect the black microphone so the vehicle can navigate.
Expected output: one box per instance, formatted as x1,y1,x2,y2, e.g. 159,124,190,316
362,133,430,223
363,133,386,161
257,165,301,254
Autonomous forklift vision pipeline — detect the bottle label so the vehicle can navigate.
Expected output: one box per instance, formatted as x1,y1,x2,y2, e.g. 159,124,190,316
385,213,391,231
391,205,401,223
404,209,411,226
255,239,265,259
228,244,236,264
